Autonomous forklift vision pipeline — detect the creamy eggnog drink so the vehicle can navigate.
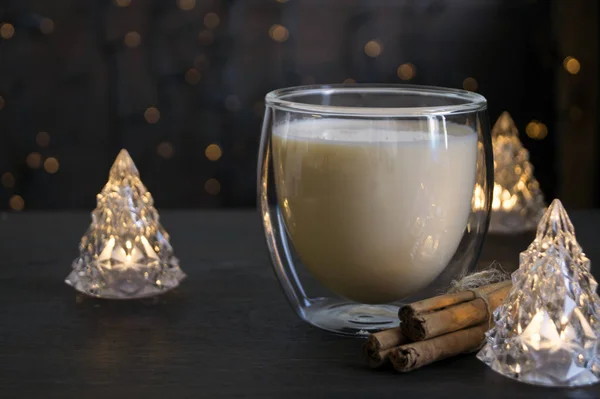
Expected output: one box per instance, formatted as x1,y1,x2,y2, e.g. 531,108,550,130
272,119,478,304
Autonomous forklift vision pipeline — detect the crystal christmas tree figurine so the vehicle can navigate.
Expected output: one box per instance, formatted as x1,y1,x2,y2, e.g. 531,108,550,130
478,199,600,387
65,149,186,299
488,112,545,233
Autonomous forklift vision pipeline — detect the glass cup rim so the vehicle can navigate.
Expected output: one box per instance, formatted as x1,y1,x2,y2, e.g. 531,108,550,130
265,84,487,117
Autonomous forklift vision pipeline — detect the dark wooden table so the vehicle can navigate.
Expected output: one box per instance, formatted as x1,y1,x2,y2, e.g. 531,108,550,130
1,210,599,398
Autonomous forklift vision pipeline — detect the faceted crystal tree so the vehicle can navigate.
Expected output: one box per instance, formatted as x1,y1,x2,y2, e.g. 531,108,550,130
488,112,546,233
65,149,186,299
478,199,600,387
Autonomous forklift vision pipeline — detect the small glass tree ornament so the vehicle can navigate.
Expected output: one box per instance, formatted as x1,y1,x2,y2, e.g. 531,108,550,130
477,199,600,387
486,112,546,233
65,149,186,299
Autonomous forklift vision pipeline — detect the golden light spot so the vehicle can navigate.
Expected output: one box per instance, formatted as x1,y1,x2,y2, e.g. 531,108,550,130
563,56,580,74
0,23,15,39
177,0,196,11
36,131,50,147
205,144,222,161
157,142,174,159
124,31,141,48
185,68,201,85
198,30,213,45
269,24,289,43
144,106,160,123
204,12,220,29
225,95,240,112
569,105,582,121
343,78,356,84
0,96,4,110
205,178,221,195
26,152,42,169
525,120,548,140
397,63,416,80
9,195,24,211
1,172,14,188
44,157,59,173
114,0,131,6
40,18,54,34
463,77,478,91
364,40,382,57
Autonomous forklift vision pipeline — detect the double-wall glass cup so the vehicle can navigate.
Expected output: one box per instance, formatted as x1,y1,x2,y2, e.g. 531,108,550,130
258,85,493,337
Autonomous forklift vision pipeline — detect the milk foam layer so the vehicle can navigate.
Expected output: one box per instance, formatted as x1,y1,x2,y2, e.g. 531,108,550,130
273,119,478,304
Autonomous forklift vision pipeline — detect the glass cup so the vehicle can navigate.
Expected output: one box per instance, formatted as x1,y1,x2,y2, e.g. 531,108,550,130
258,84,493,337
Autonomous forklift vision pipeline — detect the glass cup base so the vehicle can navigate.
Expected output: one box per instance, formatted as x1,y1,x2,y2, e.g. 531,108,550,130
303,298,400,337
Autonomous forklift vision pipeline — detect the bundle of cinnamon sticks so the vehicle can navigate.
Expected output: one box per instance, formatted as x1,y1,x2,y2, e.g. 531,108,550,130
363,280,511,372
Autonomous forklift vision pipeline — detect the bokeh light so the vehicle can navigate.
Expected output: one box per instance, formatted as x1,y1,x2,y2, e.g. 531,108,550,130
205,144,222,161
40,18,54,35
177,0,196,11
364,40,382,57
269,24,289,43
204,13,220,29
124,31,141,48
205,178,221,195
463,77,478,91
114,0,131,7
26,152,42,169
157,142,174,159
563,56,580,75
397,63,416,80
526,120,548,140
44,157,60,174
144,107,160,123
0,23,15,39
9,195,24,211
36,132,50,147
1,172,14,188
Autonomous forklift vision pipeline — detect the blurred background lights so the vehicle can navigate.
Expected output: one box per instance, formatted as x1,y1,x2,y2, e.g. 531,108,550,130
463,77,478,91
124,31,141,48
526,120,548,140
185,68,201,85
36,132,51,147
204,13,220,29
157,142,174,159
397,63,416,80
0,23,15,39
177,0,196,11
198,30,213,45
26,152,42,169
563,56,581,74
44,157,60,174
1,172,14,188
205,178,220,195
205,144,222,161
144,107,160,123
114,0,131,7
39,18,54,34
364,40,382,57
269,24,289,43
9,195,24,211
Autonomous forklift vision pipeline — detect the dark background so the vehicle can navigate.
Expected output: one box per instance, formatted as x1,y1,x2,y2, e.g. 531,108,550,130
0,0,597,210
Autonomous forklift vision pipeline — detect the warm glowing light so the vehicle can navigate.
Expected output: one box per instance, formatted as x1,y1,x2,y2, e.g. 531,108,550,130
157,142,174,159
114,0,131,6
44,157,59,174
36,131,50,147
563,56,580,75
397,63,415,80
185,68,201,85
124,31,141,48
204,12,220,29
205,144,222,161
225,95,240,112
205,178,220,195
40,18,54,34
364,40,382,57
198,30,213,45
26,152,42,169
269,24,289,43
343,78,356,84
0,23,15,39
9,195,24,211
526,120,548,140
1,172,14,188
463,77,478,91
177,0,196,11
144,107,160,123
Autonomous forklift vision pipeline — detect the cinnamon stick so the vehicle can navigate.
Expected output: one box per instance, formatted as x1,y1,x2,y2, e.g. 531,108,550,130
389,324,488,372
398,280,511,321
363,327,409,368
401,283,511,341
